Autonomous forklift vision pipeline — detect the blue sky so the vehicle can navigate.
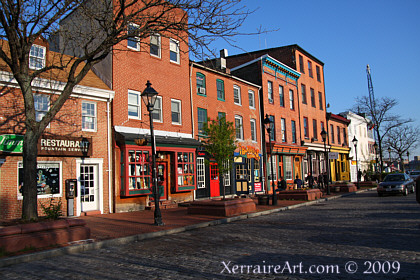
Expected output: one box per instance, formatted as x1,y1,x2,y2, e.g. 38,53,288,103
206,0,420,157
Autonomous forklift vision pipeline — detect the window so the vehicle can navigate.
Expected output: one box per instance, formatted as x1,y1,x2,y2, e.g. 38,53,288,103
330,124,335,143
197,108,207,135
171,99,181,125
177,152,195,189
268,81,273,103
250,118,257,142
150,34,161,57
216,79,225,100
289,89,295,110
279,85,284,107
308,61,313,78
316,65,321,82
82,101,96,131
235,115,243,140
268,155,277,181
197,157,205,189
170,38,180,63
18,162,61,198
285,156,292,180
318,92,323,110
299,55,305,73
224,161,231,186
343,128,347,145
281,118,287,142
127,150,150,191
337,127,341,144
268,115,275,141
310,88,316,108
29,45,46,70
218,112,226,121
301,84,307,104
291,120,296,143
127,23,140,50
34,94,49,122
233,85,241,105
196,73,206,95
152,96,162,122
313,119,318,140
321,121,325,133
303,117,309,139
248,90,255,109
128,90,141,119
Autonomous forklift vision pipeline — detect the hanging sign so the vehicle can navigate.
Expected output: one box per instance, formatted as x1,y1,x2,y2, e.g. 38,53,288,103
237,144,260,159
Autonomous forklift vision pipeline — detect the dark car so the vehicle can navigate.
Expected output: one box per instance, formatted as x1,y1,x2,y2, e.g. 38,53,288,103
408,170,420,183
377,173,415,196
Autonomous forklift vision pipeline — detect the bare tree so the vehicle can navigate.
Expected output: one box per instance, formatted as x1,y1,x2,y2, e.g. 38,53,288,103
384,125,419,172
354,95,412,173
0,0,255,220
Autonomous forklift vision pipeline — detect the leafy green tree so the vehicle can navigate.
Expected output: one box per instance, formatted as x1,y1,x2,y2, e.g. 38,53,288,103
201,117,237,199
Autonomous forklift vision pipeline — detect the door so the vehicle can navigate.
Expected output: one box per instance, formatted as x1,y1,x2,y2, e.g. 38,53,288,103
235,162,249,195
157,162,168,200
195,157,209,198
80,164,99,212
210,162,220,197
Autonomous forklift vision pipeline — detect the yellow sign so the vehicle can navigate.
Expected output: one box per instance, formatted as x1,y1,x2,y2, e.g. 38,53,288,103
237,144,260,159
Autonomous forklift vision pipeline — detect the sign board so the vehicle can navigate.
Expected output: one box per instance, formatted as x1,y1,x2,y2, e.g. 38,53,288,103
236,144,260,159
328,152,339,160
0,134,92,157
254,182,262,192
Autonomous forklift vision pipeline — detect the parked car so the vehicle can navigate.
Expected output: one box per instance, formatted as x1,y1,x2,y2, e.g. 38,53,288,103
377,173,415,196
408,170,420,183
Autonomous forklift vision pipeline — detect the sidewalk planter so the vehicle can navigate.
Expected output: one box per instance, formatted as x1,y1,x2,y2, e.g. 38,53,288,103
187,198,256,217
0,219,90,253
276,189,322,201
329,182,357,193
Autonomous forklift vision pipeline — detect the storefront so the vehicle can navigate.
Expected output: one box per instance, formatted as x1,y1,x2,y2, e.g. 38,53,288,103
329,147,350,182
234,144,262,195
114,128,200,211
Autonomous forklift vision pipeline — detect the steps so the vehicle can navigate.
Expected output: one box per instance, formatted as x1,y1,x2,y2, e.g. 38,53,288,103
146,200,178,210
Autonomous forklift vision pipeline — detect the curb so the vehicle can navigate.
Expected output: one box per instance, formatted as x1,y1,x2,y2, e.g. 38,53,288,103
0,188,376,267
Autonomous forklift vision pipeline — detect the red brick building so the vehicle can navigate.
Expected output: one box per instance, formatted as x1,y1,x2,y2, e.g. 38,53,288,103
0,41,114,219
191,61,261,198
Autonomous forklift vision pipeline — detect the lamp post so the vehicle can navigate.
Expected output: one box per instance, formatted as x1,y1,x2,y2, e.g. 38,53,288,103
320,129,330,195
141,81,164,226
407,151,410,171
352,136,360,189
263,114,277,206
388,147,392,172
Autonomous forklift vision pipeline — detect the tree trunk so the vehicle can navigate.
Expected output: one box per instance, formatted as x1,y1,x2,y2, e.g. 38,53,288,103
22,129,39,220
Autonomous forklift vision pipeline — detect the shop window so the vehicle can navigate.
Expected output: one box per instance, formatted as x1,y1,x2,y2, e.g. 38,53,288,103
254,159,260,182
18,161,61,199
127,150,151,194
236,164,247,180
176,152,195,191
285,156,292,180
197,157,205,189
223,161,231,186
268,155,277,181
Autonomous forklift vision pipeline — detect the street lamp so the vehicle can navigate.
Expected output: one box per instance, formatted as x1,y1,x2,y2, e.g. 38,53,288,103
320,129,330,195
141,81,164,226
388,147,392,172
263,114,277,206
373,142,378,174
407,151,410,170
352,136,360,189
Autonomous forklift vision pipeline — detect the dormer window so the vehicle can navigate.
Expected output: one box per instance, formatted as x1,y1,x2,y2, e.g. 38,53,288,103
29,45,46,70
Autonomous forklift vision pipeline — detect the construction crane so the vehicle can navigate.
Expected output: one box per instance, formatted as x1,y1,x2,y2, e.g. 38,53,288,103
366,64,376,110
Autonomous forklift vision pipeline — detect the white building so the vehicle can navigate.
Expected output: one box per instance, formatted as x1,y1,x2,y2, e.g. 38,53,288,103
340,111,375,182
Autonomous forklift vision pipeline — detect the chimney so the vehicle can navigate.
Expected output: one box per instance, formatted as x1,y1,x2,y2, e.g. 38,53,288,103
216,49,228,71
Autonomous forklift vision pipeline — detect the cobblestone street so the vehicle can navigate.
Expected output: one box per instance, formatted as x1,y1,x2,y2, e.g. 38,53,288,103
1,190,419,279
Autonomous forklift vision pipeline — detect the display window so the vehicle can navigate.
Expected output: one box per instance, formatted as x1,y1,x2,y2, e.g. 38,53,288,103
176,151,195,191
121,147,152,196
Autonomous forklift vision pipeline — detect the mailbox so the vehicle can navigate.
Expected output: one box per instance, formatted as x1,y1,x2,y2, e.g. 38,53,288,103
65,179,77,199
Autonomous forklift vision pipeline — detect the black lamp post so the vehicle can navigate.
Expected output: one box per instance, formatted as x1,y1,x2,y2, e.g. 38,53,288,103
320,129,330,195
352,136,360,189
373,142,378,174
388,147,392,172
263,114,277,206
141,81,164,226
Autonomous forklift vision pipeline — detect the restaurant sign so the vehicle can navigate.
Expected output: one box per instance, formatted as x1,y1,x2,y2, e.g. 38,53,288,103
237,144,260,159
0,134,92,157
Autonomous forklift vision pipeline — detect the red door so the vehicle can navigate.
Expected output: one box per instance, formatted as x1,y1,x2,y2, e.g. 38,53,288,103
210,163,220,197
157,162,168,200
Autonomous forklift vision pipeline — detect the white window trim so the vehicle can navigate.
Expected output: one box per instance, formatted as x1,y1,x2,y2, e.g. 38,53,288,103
17,161,63,200
250,118,257,142
268,155,277,181
234,85,241,106
150,33,161,58
152,96,163,123
127,23,140,51
171,99,182,125
128,90,141,120
29,45,46,70
169,38,180,64
248,90,255,109
34,93,50,128
82,101,97,132
235,115,244,141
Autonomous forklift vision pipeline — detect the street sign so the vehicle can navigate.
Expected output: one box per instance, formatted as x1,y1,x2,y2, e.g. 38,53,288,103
328,152,339,159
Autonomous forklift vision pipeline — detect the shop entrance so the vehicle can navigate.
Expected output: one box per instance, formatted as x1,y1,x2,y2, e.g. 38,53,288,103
157,162,168,200
210,162,220,197
80,164,99,212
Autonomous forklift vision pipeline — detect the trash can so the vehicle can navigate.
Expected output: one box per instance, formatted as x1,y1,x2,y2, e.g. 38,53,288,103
257,195,269,205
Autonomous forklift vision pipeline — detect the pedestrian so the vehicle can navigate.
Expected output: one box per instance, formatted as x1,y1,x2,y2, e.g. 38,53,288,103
318,173,324,189
305,172,314,189
294,175,303,189
277,176,287,192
